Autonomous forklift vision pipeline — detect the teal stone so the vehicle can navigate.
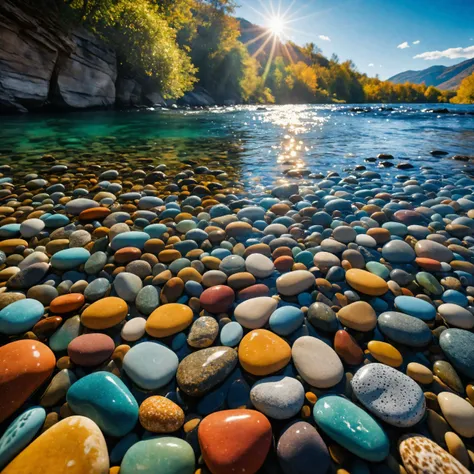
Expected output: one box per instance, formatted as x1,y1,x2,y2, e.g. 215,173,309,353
121,437,195,474
365,261,390,280
49,315,81,351
381,240,415,263
169,258,192,274
378,311,432,347
66,371,138,437
394,296,436,321
220,321,243,347
0,224,21,238
50,248,90,270
144,223,168,238
0,299,44,335
135,285,160,316
42,214,70,228
295,250,314,268
313,395,389,462
269,306,304,336
382,222,407,237
442,290,468,307
122,341,179,390
416,272,444,296
110,231,151,251
439,328,474,379
0,407,46,469
219,255,245,276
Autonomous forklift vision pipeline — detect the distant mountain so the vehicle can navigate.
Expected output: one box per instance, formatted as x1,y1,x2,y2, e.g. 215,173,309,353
388,58,474,90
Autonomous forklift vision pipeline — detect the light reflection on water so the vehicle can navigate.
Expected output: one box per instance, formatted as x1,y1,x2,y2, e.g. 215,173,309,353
1,103,473,189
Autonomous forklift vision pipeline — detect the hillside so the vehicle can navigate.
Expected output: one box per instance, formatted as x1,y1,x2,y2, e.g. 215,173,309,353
388,58,474,90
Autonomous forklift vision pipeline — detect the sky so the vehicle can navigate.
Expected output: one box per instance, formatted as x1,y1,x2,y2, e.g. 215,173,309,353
236,0,474,79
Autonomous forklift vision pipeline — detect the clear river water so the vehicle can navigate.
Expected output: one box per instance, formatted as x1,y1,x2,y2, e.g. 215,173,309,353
1,103,474,190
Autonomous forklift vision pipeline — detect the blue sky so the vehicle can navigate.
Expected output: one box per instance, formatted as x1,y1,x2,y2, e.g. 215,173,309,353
236,0,474,79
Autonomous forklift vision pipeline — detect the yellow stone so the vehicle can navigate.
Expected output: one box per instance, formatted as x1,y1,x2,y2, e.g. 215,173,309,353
337,301,377,331
238,329,291,376
81,297,128,329
345,269,388,296
406,362,433,384
158,249,181,263
201,256,221,270
146,303,194,337
139,396,185,433
2,416,108,474
109,468,120,474
445,432,471,469
177,267,203,283
0,239,28,254
367,341,403,367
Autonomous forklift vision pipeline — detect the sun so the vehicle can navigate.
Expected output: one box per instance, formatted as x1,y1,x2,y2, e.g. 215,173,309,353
268,15,285,37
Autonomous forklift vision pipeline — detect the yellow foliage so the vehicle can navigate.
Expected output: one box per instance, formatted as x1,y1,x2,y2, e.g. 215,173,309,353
451,72,474,104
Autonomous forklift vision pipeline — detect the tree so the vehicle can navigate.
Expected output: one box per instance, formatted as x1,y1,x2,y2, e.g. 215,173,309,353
424,85,443,103
451,72,474,104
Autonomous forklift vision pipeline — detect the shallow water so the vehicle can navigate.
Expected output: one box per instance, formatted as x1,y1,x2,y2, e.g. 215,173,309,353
1,103,474,188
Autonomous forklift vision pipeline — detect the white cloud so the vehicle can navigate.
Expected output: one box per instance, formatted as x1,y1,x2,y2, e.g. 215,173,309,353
318,35,331,42
397,41,410,49
414,45,474,60
368,63,374,67
413,40,420,45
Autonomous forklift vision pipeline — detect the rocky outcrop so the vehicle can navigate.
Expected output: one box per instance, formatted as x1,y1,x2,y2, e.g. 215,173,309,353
116,76,142,107
178,86,216,107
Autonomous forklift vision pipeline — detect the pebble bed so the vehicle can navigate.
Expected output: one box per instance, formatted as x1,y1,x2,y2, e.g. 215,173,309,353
0,151,474,474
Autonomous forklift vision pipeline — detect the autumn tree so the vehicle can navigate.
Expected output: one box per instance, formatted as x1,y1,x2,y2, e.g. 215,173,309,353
451,72,474,104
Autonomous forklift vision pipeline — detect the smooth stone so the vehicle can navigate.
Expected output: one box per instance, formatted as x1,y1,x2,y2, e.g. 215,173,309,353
84,278,110,301
415,239,454,262
113,272,143,302
313,395,389,462
49,315,81,352
0,406,46,470
337,301,377,331
269,306,304,335
177,346,238,396
121,437,195,474
292,336,344,388
187,316,219,348
0,298,44,334
277,421,330,474
367,340,403,367
394,295,436,321
40,369,76,407
276,270,315,296
219,255,245,276
399,435,469,474
146,303,194,337
50,293,84,314
7,262,49,289
0,340,55,423
0,292,26,310
382,240,416,263
416,271,444,295
198,409,272,474
307,302,338,332
351,363,425,427
433,360,464,393
84,251,107,274
438,392,474,438
219,321,243,347
378,311,433,347
67,333,114,366
50,248,90,270
121,317,146,342
345,269,388,296
135,285,160,315
0,239,28,254
313,251,341,271
139,396,184,433
66,371,138,437
334,330,364,365
122,341,178,390
200,285,235,313
407,362,434,385
1,416,108,474
110,231,150,251
366,261,390,279
438,303,474,329
250,375,304,419
27,284,57,306
18,251,49,270
439,328,474,378
234,296,278,329
442,289,468,307
81,296,128,329
245,253,274,278
65,198,100,215
239,329,291,376
333,225,357,243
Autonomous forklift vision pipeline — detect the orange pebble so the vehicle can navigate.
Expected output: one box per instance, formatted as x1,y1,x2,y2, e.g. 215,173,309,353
50,294,85,314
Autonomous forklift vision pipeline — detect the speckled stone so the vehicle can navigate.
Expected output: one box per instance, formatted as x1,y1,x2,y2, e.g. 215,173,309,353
307,302,338,332
250,375,304,419
187,316,219,348
399,435,469,474
351,363,425,427
177,346,238,396
139,396,184,433
439,328,474,379
378,311,432,347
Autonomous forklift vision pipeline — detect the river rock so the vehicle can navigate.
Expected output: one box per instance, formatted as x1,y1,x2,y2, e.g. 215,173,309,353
199,285,235,313
378,311,432,347
245,253,274,278
187,316,219,348
146,303,194,337
113,272,143,302
438,392,474,438
269,306,304,335
0,298,44,334
67,333,114,366
234,296,278,329
139,396,184,433
394,295,436,321
337,301,377,331
345,269,388,295
439,329,474,378
121,317,146,342
276,270,315,296
438,303,474,329
415,239,454,262
81,296,128,329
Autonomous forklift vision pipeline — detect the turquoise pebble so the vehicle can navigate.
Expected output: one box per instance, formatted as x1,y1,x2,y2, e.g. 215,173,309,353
0,224,21,238
220,321,243,347
0,407,46,469
67,371,138,437
42,214,70,228
442,290,468,307
394,296,436,321
50,248,90,270
365,261,390,280
49,315,81,351
0,299,44,335
269,306,304,336
313,395,389,462
144,224,167,238
121,437,195,474
110,231,151,250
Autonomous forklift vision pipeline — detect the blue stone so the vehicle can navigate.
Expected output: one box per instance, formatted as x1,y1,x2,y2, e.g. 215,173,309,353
50,248,90,270
382,240,415,263
185,280,203,297
0,299,44,335
67,371,138,437
269,306,304,336
174,240,198,255
442,290,468,307
237,206,265,222
366,261,390,280
313,395,389,462
394,296,436,321
122,341,179,390
111,231,150,251
144,224,167,238
0,224,21,238
378,311,432,347
439,328,474,379
0,407,46,469
220,321,243,347
42,214,70,228
219,255,245,275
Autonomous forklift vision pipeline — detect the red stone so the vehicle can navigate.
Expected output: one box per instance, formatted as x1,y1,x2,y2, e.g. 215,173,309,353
416,257,442,271
200,285,235,313
49,293,85,314
274,256,294,272
198,409,272,474
237,284,270,301
334,330,364,366
67,333,115,366
0,340,55,422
